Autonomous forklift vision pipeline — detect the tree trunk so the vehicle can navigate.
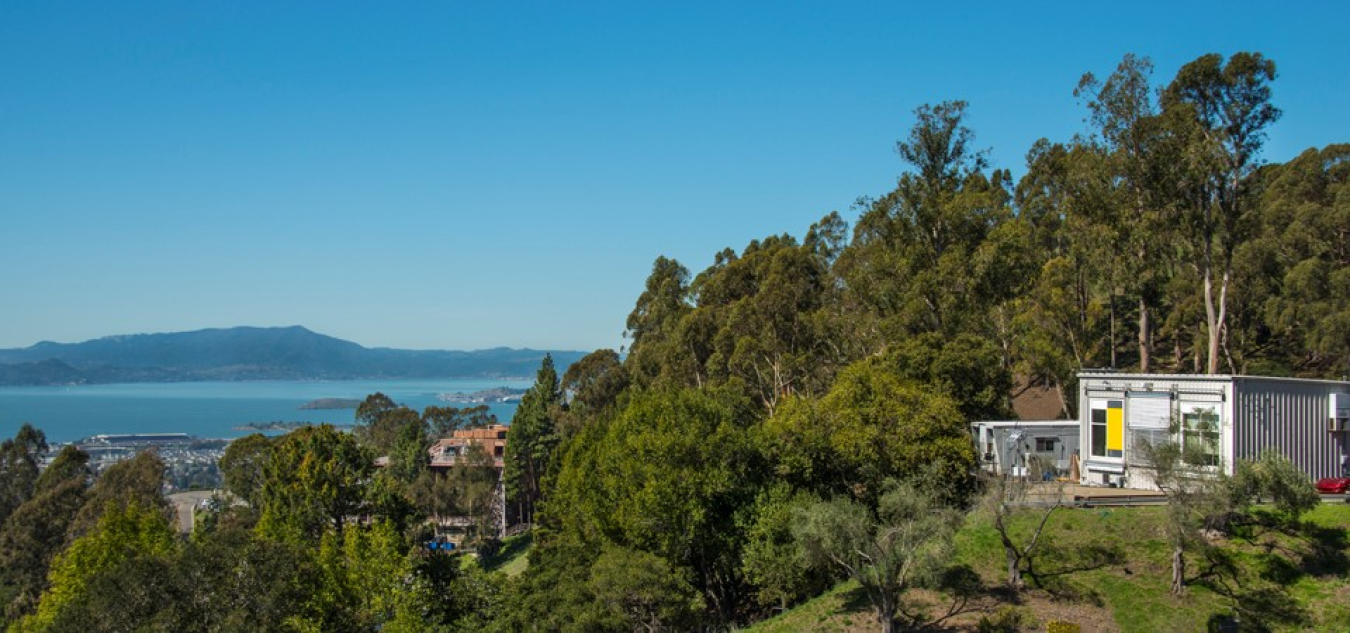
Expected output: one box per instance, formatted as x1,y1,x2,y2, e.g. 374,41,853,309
879,607,896,633
1211,269,1230,375
1193,328,1202,373
1109,289,1118,368
996,512,1024,589
1171,546,1185,595
1138,296,1151,373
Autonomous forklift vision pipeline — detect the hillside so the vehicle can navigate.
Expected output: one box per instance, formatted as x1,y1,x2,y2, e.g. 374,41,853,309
0,326,587,385
746,504,1350,632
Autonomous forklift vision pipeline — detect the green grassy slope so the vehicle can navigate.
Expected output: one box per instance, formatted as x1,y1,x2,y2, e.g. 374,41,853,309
747,504,1350,632
474,532,532,577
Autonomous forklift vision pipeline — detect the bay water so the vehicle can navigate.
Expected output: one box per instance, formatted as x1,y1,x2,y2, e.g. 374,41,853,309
0,379,530,443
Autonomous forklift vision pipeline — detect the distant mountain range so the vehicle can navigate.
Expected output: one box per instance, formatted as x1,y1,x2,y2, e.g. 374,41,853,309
0,326,587,385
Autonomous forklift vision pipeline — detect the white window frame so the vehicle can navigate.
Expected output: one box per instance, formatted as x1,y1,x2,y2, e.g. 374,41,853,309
1127,394,1174,460
1089,399,1124,460
1179,402,1222,468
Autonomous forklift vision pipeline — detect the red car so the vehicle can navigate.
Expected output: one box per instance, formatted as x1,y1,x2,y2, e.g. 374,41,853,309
1316,477,1350,495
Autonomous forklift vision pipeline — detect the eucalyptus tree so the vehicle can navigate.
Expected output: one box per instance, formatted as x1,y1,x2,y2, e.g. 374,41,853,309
353,392,423,459
624,256,694,388
1012,140,1095,408
0,425,47,526
688,234,836,414
838,101,1017,346
625,229,842,415
0,447,89,623
68,450,172,541
1246,145,1350,374
1077,54,1184,372
1011,138,1126,411
559,348,628,436
421,404,496,439
1163,52,1280,374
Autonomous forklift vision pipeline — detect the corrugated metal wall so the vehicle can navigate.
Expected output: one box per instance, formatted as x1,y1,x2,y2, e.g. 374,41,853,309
1235,377,1347,481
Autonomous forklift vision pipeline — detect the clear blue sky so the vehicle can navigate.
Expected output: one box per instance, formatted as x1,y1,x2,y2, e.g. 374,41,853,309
2,2,1346,352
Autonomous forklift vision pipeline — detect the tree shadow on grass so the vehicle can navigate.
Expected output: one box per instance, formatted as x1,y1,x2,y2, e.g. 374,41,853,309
1199,586,1307,633
1236,518,1349,590
1239,510,1349,578
1025,542,1123,606
1195,545,1309,632
1296,523,1349,578
839,583,873,613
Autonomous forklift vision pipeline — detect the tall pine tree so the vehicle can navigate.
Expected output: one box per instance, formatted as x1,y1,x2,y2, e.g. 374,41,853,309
504,354,563,526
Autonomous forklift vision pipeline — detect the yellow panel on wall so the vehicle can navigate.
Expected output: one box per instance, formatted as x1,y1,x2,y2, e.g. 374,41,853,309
1106,403,1124,452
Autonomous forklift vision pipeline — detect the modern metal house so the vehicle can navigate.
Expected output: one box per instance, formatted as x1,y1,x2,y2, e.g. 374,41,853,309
972,420,1080,478
1077,372,1350,490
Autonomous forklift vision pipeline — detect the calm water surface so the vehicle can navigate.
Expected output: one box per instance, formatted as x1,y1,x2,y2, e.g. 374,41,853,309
0,379,529,443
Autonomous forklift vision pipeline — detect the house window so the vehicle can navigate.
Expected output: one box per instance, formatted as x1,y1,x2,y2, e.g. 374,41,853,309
1035,437,1057,452
1091,400,1123,458
1181,405,1221,467
1129,428,1173,461
1127,395,1174,460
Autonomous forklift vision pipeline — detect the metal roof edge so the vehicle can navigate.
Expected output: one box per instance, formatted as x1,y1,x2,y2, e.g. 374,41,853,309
1230,375,1350,387
972,419,1076,426
1077,372,1234,381
1076,372,1350,388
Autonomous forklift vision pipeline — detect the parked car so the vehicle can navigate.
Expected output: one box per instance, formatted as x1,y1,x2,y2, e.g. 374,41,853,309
1315,477,1350,495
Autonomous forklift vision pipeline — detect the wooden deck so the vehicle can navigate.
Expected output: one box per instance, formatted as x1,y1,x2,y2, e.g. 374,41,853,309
1021,482,1167,507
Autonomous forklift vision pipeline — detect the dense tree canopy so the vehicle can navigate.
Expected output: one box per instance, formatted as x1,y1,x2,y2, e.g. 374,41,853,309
506,48,1346,631
761,359,977,506
255,424,372,542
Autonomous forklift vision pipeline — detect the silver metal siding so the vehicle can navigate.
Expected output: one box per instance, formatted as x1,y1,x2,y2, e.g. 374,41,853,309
983,425,1080,475
1234,377,1341,480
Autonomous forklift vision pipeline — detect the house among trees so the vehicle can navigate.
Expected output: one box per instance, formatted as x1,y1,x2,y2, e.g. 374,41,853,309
1077,372,1350,490
427,423,510,541
429,424,509,469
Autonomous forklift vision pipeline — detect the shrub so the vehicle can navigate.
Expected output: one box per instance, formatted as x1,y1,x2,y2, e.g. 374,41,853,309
1046,620,1081,633
976,605,1027,633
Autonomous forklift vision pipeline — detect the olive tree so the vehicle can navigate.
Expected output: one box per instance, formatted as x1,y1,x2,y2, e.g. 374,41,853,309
792,480,961,633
